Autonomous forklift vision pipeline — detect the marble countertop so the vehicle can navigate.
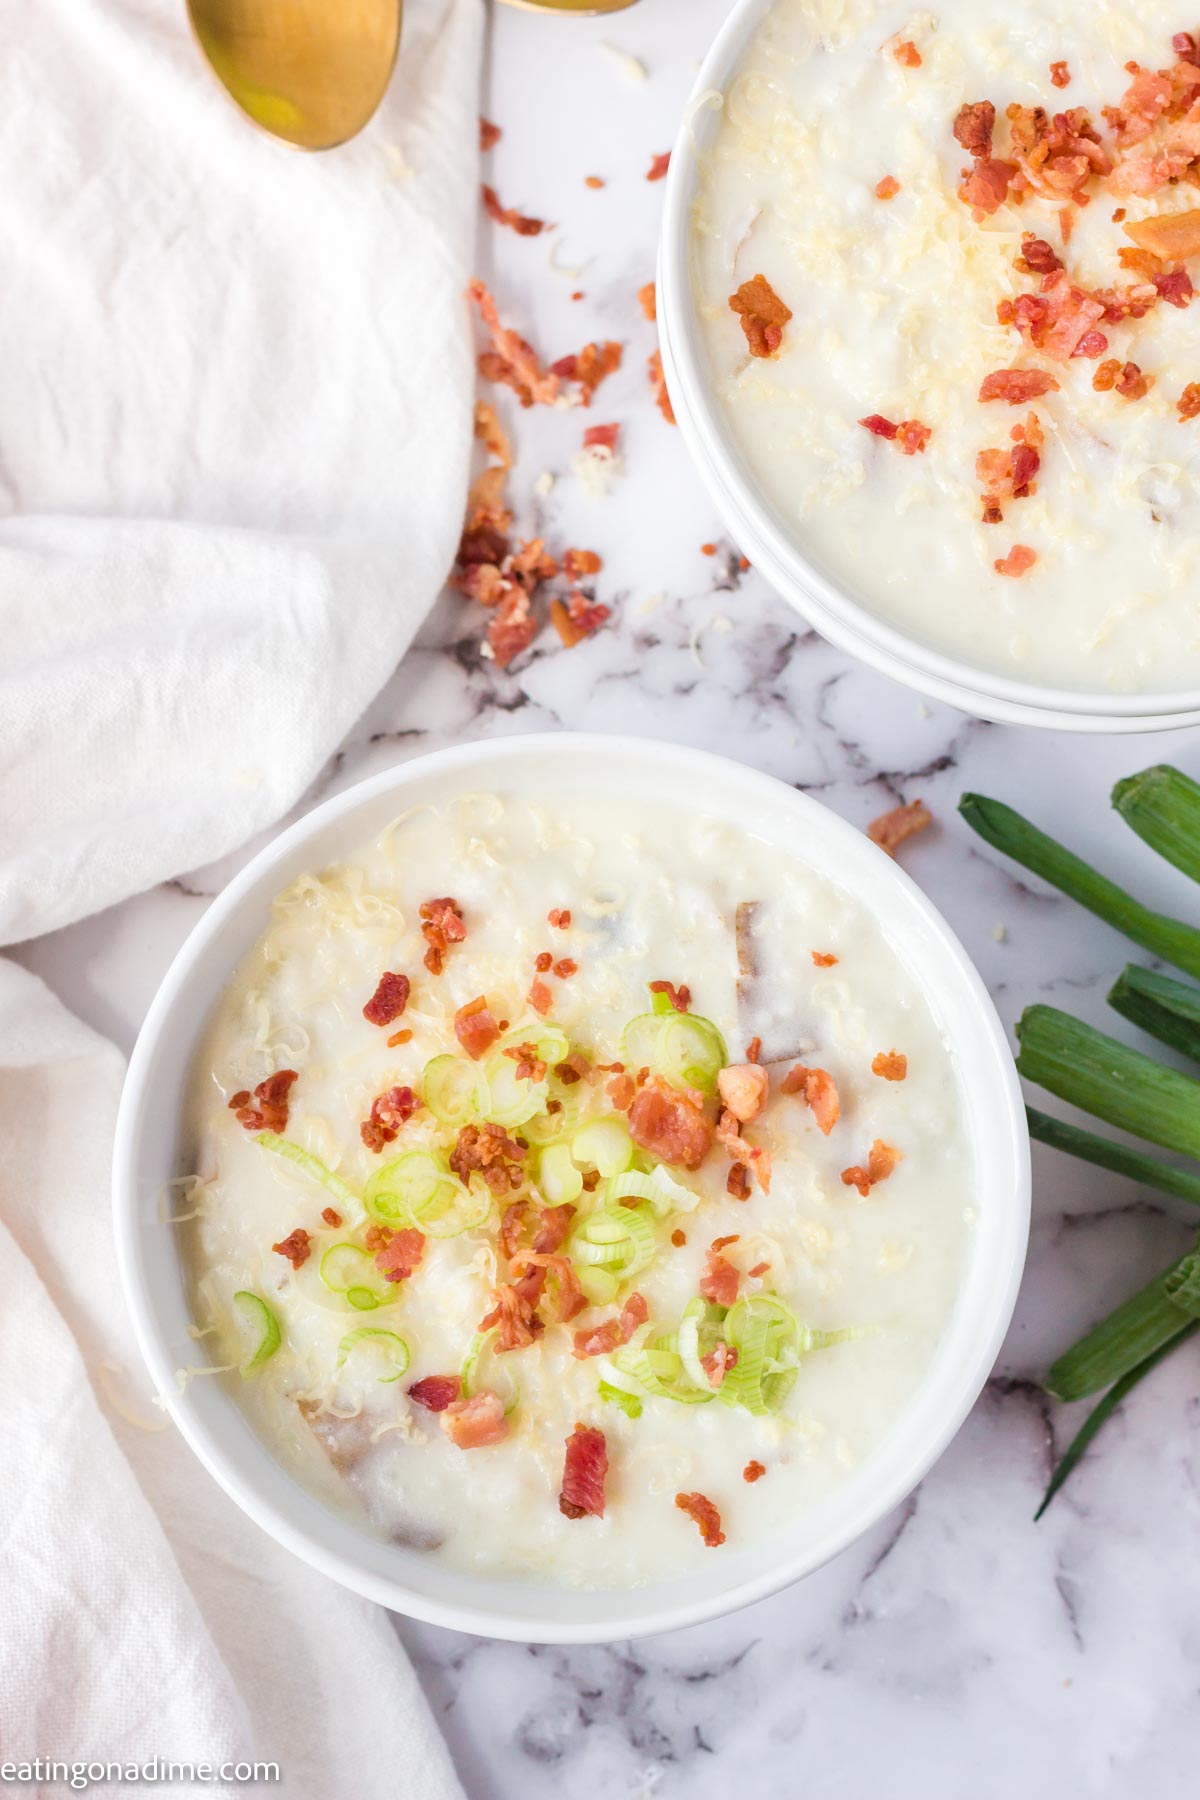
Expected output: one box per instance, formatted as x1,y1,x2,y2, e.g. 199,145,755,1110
17,1,1200,1793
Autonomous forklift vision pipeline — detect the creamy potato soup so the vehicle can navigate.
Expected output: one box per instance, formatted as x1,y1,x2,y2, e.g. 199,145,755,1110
183,789,971,1588
692,0,1200,693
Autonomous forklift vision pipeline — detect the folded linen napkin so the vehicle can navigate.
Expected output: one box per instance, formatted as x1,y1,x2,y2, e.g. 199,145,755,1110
0,0,482,1788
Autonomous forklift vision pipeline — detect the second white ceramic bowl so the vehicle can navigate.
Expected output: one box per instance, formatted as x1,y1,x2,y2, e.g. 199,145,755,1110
656,0,1200,734
113,734,1029,1642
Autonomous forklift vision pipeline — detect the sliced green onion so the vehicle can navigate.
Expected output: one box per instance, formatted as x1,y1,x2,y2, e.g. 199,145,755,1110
1107,965,1200,1066
571,1117,634,1178
255,1133,359,1210
318,1243,391,1312
232,1291,281,1376
576,1265,621,1306
598,1379,643,1419
607,1164,701,1218
656,1013,727,1096
482,1047,549,1128
1016,1006,1200,1160
422,1054,486,1128
336,1328,410,1383
719,1294,799,1415
621,1012,666,1072
460,1328,520,1414
568,1203,656,1278
959,792,1200,980
1112,764,1200,884
1026,1107,1200,1209
535,1026,571,1066
538,1141,584,1206
365,1150,490,1237
1046,1239,1200,1400
678,1296,728,1392
1036,1324,1199,1519
612,1323,714,1404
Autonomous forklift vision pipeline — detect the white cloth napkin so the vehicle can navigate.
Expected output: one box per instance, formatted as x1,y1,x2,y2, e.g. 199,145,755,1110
0,0,482,1789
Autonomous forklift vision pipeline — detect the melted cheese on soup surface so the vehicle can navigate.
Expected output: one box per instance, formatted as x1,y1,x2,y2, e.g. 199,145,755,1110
692,0,1200,694
184,789,971,1589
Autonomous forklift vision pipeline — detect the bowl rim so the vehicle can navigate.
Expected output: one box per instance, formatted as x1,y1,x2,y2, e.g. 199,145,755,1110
655,0,1200,734
113,731,1030,1643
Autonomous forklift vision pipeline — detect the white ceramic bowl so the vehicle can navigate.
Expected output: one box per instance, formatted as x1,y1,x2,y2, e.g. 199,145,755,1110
114,733,1029,1643
656,0,1200,734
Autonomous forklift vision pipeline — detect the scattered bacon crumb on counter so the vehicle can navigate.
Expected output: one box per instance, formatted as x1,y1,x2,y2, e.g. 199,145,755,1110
648,348,676,423
408,1375,461,1413
481,184,549,237
362,970,410,1026
701,541,717,556
229,1069,297,1134
585,175,605,189
638,281,657,321
743,1460,767,1483
729,274,793,357
675,1491,726,1547
560,1424,609,1518
872,1050,908,1081
581,424,619,458
875,175,901,199
479,117,501,152
467,279,560,409
272,1227,311,1270
647,151,671,181
811,950,838,967
994,543,1039,578
867,799,932,857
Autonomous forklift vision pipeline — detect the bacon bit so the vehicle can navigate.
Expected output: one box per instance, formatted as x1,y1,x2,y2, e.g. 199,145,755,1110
503,1041,547,1083
554,1057,586,1086
700,542,717,556
727,1162,750,1200
442,1391,508,1449
374,1227,425,1284
534,951,553,973
1093,358,1153,399
978,368,1060,404
994,543,1038,577
272,1227,311,1270
572,1292,649,1359
362,971,410,1026
230,1068,298,1134
745,1036,762,1063
867,799,931,857
648,979,691,1012
387,1028,413,1049
532,1204,577,1255
582,425,620,465
671,1228,687,1247
528,977,553,1016
859,412,897,439
811,951,838,967
584,175,605,189
1155,268,1194,307
628,1074,713,1170
700,1240,741,1307
897,418,932,454
321,1207,342,1228
481,184,549,237
552,339,624,406
408,1374,461,1412
1016,236,1063,276
499,1200,529,1261
547,908,572,929
363,1223,393,1253
648,347,675,424
480,1279,544,1351
550,591,611,648
842,1140,902,1196
872,1050,908,1081
875,175,901,199
1126,208,1200,261
729,274,793,358
450,1122,526,1195
454,995,501,1061
675,1491,725,1547
563,547,603,579
560,1424,608,1518
420,896,466,975
958,157,1016,217
893,39,922,67
647,151,671,181
1175,31,1200,65
701,1342,737,1389
1180,382,1200,420
717,1062,769,1124
511,1251,587,1322
743,1460,767,1483
360,1085,420,1154
715,1111,771,1192
1050,61,1071,89
739,555,751,571
748,1260,771,1279
780,1064,841,1135
638,281,657,320
553,958,578,979
571,291,584,302
607,1071,636,1111
467,279,561,409
479,118,501,152
953,100,996,157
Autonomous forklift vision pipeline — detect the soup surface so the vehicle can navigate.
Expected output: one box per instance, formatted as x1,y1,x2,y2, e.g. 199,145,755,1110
692,0,1200,694
184,787,971,1587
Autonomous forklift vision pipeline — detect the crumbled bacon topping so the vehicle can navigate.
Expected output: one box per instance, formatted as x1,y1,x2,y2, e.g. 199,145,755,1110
454,994,501,1060
648,348,676,424
420,896,466,975
647,151,671,181
560,1424,608,1518
548,908,572,929
701,1342,737,1389
362,971,410,1026
867,798,932,857
481,184,549,237
675,1491,725,1547
649,979,691,1013
842,1139,902,1196
726,1162,750,1200
532,1204,577,1255
272,1227,311,1270
716,1110,772,1192
994,543,1038,577
1050,61,1071,89
639,281,657,321
1092,358,1153,399
811,951,838,967
978,368,1060,404
671,1228,687,1247
743,1460,767,1483
729,274,793,358
499,1200,528,1261
607,1071,636,1112
360,1085,420,1153
321,1207,342,1228
1180,382,1200,420
441,1391,507,1449
573,1292,649,1359
374,1227,425,1284
535,951,553,973
450,1121,526,1194
628,1075,713,1170
553,958,578,979
408,1374,461,1412
958,157,1017,218
229,1069,298,1134
875,175,901,199
781,1064,840,1135
480,1280,544,1351
510,1251,586,1322
953,101,997,158
716,1062,769,1124
858,414,932,452
872,1050,908,1081
893,39,922,67
1015,236,1063,276
503,1041,547,1082
745,1036,762,1063
528,977,553,1016
699,1239,741,1307
479,118,501,152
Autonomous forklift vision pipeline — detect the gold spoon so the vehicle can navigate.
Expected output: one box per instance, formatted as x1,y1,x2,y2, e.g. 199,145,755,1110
187,0,638,153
